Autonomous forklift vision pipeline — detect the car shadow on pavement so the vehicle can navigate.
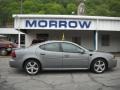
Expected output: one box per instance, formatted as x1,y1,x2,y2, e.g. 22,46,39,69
13,69,91,76
40,70,90,74
10,69,27,76
11,68,118,76
106,68,118,73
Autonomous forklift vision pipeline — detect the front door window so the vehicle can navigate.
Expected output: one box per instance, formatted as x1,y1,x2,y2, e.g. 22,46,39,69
61,42,84,53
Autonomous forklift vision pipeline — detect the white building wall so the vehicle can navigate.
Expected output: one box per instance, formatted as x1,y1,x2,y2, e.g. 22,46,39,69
13,15,120,31
25,31,36,47
98,20,120,31
98,31,120,52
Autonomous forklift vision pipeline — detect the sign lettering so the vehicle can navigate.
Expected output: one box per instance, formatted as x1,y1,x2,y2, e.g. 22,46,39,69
25,19,91,29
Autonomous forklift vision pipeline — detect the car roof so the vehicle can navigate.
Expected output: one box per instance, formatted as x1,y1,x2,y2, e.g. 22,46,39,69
29,40,73,48
41,40,73,44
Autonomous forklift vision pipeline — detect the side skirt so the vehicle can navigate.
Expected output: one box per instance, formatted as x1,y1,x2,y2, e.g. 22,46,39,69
42,68,89,70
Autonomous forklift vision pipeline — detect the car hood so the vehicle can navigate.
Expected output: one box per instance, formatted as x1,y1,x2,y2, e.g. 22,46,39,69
88,51,114,57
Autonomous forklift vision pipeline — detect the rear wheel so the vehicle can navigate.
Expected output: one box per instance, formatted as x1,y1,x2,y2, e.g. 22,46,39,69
24,59,40,75
91,58,107,74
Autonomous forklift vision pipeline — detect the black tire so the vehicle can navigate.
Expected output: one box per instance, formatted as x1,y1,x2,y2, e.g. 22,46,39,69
0,49,8,56
24,59,40,75
91,58,107,74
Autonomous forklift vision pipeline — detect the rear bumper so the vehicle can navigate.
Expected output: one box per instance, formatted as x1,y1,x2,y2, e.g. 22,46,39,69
9,59,22,69
9,59,17,68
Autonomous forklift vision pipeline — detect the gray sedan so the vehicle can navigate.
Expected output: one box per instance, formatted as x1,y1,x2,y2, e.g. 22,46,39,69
9,40,117,75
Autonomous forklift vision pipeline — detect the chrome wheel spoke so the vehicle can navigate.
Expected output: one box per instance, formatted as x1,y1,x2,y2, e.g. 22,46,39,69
94,64,99,67
31,62,36,67
31,68,34,73
96,67,100,71
26,67,31,70
99,66,104,71
33,67,38,71
98,60,101,65
101,63,105,67
28,62,32,67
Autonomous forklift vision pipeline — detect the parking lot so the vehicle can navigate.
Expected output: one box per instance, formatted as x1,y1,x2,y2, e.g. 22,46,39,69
0,57,120,90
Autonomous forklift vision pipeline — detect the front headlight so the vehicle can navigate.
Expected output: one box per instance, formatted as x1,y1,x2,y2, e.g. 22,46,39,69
108,53,115,60
113,55,115,59
110,54,115,60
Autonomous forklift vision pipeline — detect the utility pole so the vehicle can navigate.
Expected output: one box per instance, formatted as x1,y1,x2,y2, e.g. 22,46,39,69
20,0,23,14
18,0,23,48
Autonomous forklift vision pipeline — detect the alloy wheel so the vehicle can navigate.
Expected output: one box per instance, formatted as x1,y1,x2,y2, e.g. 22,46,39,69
25,60,40,75
94,60,106,73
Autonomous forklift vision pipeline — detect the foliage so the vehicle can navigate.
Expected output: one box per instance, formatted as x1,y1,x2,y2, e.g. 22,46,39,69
85,0,120,17
0,0,120,27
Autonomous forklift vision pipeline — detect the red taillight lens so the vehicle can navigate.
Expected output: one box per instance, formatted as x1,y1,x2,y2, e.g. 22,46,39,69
11,51,16,58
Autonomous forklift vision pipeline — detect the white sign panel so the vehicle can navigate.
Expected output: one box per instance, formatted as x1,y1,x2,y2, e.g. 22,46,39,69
16,18,96,30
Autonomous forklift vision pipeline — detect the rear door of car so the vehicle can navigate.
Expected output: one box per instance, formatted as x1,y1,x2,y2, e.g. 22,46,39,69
37,42,63,68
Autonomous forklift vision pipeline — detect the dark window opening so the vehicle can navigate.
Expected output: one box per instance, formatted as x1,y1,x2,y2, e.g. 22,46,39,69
101,35,110,46
31,34,49,45
72,37,81,45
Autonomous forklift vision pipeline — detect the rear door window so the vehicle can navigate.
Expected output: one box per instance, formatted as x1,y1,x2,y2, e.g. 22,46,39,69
40,43,60,52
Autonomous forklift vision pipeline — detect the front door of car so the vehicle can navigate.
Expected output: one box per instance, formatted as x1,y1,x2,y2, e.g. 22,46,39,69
61,42,89,68
37,42,62,68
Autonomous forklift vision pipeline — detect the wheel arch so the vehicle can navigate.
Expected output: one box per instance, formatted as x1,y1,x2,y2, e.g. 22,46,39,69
90,57,108,69
23,58,42,70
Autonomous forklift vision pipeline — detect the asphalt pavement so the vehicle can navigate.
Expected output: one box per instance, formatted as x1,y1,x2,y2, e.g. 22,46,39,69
0,57,120,90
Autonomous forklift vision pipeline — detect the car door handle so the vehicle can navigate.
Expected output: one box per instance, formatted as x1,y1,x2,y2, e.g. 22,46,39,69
64,55,69,58
40,53,45,55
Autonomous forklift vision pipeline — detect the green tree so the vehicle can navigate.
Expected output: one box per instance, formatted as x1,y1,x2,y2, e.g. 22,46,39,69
0,0,19,27
66,3,77,14
108,0,120,16
85,0,120,17
0,0,120,27
44,3,65,14
23,0,38,13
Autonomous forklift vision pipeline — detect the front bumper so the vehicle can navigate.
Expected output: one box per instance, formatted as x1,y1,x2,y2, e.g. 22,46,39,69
109,58,117,68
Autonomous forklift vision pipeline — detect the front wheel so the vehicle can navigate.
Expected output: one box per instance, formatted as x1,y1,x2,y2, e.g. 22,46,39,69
24,60,40,75
91,59,107,74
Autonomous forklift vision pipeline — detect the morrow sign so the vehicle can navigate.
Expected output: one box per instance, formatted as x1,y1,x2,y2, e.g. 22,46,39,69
25,19,91,29
14,18,93,30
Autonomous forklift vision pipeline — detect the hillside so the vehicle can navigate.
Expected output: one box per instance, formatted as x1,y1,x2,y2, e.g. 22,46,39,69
0,0,120,27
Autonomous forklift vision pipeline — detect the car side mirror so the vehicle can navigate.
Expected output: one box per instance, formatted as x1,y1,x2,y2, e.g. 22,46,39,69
80,50,85,54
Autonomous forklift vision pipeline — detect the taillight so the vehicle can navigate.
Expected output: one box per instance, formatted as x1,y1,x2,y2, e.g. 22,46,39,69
11,51,16,58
